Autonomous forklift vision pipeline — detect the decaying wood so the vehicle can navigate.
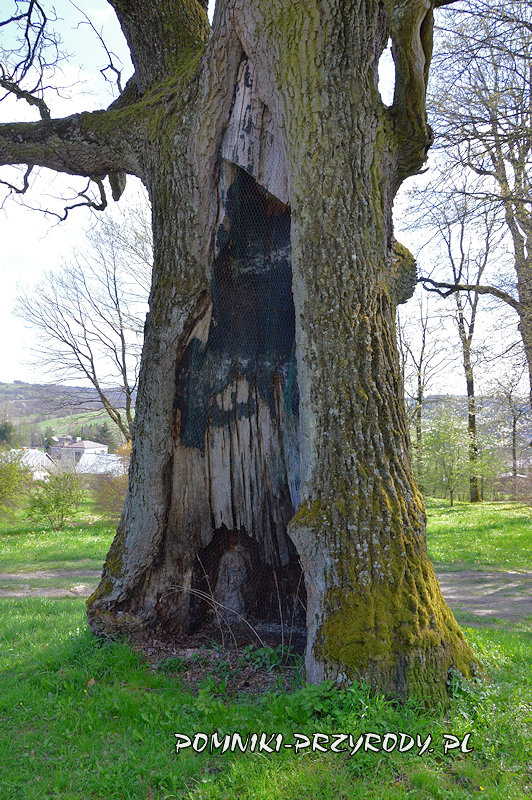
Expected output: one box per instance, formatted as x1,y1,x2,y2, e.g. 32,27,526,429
0,0,478,702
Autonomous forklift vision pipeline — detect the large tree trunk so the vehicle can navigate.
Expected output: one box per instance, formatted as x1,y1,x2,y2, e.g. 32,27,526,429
86,0,477,703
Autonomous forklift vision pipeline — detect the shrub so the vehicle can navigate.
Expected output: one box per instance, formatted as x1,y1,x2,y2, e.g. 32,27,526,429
91,473,128,521
91,442,130,522
28,469,85,531
0,449,32,513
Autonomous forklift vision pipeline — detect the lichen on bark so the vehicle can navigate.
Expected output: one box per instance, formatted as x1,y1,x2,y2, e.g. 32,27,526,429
0,0,477,702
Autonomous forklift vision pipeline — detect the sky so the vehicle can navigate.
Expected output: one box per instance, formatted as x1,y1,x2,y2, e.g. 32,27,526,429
0,0,137,384
0,1,521,396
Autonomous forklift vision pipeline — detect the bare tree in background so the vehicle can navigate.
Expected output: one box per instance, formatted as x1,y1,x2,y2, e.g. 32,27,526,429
419,0,532,403
416,185,502,502
15,199,152,441
490,362,530,485
397,291,451,489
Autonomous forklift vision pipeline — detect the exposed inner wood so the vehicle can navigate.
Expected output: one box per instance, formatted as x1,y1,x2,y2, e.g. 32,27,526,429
168,53,303,633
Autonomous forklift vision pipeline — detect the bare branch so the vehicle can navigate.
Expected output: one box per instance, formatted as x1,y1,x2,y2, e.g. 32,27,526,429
0,163,32,197
69,0,123,95
419,276,522,312
0,72,50,118
0,1,61,110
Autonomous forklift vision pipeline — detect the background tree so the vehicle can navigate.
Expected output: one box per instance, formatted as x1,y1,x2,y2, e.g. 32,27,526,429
28,466,85,531
0,0,476,700
489,363,531,494
92,441,131,522
0,419,17,446
419,0,532,404
429,199,500,502
422,402,502,504
397,290,452,489
15,204,151,442
0,449,32,513
423,405,469,506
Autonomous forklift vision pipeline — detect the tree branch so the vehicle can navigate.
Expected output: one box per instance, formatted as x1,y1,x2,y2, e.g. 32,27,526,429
0,108,143,180
0,74,50,119
107,0,209,90
387,0,437,185
419,275,521,312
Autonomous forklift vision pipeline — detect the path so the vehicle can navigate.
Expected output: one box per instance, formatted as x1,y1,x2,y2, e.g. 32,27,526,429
0,568,531,622
437,570,532,623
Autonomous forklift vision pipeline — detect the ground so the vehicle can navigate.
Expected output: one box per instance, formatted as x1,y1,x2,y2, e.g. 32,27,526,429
0,499,530,799
1,568,531,624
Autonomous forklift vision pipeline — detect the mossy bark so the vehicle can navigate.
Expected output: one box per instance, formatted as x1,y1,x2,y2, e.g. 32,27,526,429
0,0,477,701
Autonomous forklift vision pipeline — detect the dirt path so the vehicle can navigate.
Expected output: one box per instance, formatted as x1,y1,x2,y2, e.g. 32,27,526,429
0,569,100,598
0,568,531,622
437,570,532,623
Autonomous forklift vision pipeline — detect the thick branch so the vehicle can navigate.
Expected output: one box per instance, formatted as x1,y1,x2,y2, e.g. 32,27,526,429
107,0,209,90
419,275,521,312
0,76,50,119
0,108,143,180
388,0,436,184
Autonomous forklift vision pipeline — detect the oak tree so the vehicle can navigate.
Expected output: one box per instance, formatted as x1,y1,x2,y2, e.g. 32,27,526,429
0,0,476,702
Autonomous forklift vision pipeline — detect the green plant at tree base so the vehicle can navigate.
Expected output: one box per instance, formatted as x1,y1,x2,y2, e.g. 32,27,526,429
28,470,85,531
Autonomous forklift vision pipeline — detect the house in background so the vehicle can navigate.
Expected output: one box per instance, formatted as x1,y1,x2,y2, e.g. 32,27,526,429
10,448,56,480
76,453,127,476
49,437,108,464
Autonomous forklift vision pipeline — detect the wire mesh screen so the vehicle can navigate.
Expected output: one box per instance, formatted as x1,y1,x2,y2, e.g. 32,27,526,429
174,164,306,644
177,167,298,451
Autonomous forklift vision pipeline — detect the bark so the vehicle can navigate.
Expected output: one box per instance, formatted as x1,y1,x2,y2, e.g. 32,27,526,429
0,111,142,179
512,416,518,480
0,0,477,703
454,295,481,503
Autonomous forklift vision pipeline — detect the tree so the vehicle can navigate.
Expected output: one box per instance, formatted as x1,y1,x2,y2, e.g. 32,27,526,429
0,0,476,701
15,204,150,441
420,1,532,404
423,405,469,506
489,364,530,489
423,401,502,504
92,441,131,521
397,290,452,489
0,420,17,446
0,449,32,513
28,467,85,531
424,197,500,503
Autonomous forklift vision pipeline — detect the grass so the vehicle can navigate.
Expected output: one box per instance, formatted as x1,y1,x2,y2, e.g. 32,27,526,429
0,500,530,798
16,409,123,433
0,599,529,799
425,499,532,572
0,503,114,574
3,497,529,577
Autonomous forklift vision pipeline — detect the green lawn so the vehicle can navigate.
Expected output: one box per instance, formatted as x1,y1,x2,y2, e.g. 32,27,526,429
2,498,529,576
0,504,114,573
0,501,530,799
425,500,532,572
0,598,529,799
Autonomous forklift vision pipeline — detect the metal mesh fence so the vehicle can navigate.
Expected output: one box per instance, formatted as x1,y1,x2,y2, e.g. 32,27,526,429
175,164,306,646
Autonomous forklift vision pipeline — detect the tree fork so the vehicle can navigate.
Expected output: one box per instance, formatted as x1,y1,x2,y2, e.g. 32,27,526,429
0,0,477,701
89,0,478,701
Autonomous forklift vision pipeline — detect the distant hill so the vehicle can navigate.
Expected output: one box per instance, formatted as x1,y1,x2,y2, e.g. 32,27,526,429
0,381,135,424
